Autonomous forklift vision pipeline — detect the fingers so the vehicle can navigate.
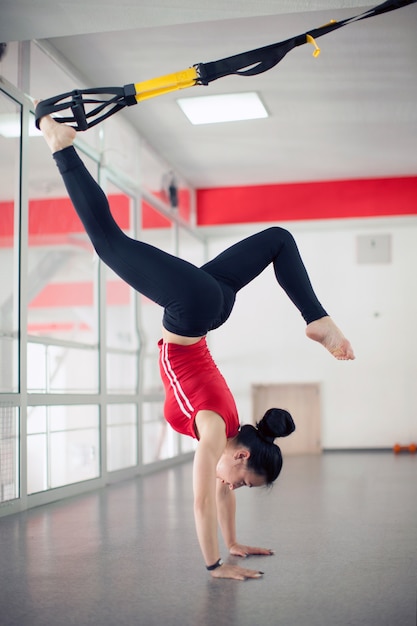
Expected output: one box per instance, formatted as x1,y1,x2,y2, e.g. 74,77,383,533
211,564,264,581
252,548,275,556
229,544,275,557
239,547,275,556
243,568,264,580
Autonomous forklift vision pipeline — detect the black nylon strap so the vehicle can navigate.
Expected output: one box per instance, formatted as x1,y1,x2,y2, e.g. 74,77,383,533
34,0,416,130
35,84,137,130
197,35,303,84
197,0,417,84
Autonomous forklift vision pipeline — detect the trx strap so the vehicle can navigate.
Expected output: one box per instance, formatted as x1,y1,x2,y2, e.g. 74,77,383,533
35,71,198,131
35,0,417,131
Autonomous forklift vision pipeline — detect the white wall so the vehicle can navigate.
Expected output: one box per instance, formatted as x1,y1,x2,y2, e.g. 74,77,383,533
204,217,417,450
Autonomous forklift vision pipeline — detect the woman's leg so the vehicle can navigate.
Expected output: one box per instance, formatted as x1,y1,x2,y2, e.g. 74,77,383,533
40,116,224,337
201,227,327,325
39,116,354,358
201,228,354,359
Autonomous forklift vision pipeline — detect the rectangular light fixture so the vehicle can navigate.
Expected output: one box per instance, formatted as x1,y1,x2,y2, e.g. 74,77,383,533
177,92,268,125
0,113,42,138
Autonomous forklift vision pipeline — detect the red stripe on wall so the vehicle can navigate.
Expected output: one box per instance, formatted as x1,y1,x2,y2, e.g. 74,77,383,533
29,281,130,308
105,281,131,305
141,189,191,228
0,201,14,238
28,322,91,333
0,195,130,239
196,176,417,225
142,200,172,228
30,282,94,308
0,191,191,242
2,177,416,243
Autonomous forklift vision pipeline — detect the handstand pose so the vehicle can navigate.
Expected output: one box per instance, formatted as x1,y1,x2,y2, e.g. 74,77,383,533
38,111,355,581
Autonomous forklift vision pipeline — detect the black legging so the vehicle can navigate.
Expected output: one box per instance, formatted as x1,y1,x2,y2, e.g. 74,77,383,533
53,146,328,336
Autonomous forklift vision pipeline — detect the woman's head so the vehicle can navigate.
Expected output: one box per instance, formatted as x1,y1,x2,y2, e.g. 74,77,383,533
235,408,295,486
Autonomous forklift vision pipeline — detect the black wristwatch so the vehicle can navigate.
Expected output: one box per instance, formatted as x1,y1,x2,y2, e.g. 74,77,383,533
206,558,223,571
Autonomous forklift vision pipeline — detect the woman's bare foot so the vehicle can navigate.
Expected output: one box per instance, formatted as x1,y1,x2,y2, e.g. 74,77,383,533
35,101,77,153
306,316,355,360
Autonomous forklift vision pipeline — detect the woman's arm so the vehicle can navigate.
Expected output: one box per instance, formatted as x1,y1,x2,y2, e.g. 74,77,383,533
216,480,237,549
193,410,265,580
216,479,275,558
193,411,226,566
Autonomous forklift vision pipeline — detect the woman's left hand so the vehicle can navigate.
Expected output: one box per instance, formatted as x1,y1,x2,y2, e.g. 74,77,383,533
229,543,274,558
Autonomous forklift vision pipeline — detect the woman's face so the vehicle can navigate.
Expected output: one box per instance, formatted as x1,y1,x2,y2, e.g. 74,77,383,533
216,447,265,490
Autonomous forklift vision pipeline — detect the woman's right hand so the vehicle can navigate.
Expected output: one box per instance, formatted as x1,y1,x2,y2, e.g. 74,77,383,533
210,563,264,581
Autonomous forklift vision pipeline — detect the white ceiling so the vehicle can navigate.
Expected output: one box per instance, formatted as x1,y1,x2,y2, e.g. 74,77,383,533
1,0,417,189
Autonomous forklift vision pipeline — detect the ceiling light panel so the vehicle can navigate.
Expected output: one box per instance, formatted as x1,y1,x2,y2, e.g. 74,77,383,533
177,92,268,125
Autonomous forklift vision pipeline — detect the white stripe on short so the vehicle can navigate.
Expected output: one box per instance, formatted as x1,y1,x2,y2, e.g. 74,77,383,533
161,343,194,419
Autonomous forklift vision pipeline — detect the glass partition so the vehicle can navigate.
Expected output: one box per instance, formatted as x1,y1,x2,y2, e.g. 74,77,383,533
101,114,141,183
141,142,195,226
29,42,102,154
0,42,19,87
107,404,138,472
139,224,174,393
142,400,178,464
0,91,20,393
177,225,207,266
27,127,99,393
0,47,202,517
0,404,19,502
105,181,139,395
27,404,100,494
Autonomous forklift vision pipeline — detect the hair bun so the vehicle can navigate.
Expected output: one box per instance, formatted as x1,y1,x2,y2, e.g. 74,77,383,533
257,408,295,443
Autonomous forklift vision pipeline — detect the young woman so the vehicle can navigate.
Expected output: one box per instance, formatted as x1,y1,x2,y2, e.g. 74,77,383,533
37,111,355,581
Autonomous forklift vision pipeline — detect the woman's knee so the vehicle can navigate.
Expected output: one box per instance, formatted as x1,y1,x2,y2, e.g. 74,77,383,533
263,226,293,240
259,226,296,252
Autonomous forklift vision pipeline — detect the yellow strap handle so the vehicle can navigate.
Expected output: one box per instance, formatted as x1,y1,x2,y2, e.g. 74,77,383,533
306,34,321,58
306,20,338,58
134,67,199,102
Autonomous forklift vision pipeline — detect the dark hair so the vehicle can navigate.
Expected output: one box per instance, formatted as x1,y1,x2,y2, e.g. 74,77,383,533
236,408,295,486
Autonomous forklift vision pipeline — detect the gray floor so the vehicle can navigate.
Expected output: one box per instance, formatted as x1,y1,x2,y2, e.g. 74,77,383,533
0,452,416,626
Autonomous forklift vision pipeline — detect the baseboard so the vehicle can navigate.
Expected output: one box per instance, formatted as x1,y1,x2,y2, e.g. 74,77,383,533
323,447,393,453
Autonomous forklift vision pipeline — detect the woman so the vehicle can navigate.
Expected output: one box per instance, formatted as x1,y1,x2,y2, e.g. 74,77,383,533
37,111,355,581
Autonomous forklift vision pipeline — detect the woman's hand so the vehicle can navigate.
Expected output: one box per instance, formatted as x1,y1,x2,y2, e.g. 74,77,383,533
229,543,274,558
210,563,264,581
